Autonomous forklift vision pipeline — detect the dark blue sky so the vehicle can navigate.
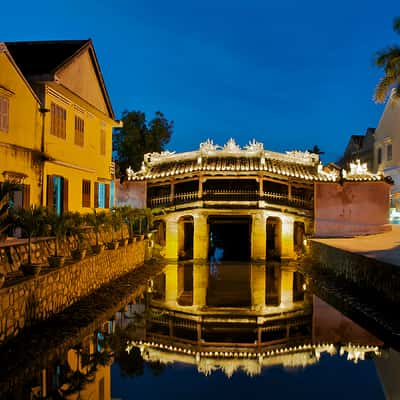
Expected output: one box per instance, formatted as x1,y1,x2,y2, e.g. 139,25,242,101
2,0,398,162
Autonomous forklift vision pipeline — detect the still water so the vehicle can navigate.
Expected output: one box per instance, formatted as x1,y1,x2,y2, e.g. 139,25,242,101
1,261,398,399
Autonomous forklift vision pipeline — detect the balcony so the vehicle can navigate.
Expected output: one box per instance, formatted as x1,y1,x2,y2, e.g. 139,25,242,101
149,190,313,210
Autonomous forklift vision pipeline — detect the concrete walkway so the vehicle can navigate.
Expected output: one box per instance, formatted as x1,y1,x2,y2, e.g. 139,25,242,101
311,225,400,268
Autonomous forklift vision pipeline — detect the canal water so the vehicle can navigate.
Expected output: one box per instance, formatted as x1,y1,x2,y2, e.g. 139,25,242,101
0,261,398,399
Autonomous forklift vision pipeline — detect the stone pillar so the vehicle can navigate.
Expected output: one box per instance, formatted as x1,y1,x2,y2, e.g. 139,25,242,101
165,216,179,260
251,264,265,311
281,216,295,260
280,267,294,308
193,214,209,260
251,213,266,261
165,264,179,305
198,176,204,200
193,262,208,308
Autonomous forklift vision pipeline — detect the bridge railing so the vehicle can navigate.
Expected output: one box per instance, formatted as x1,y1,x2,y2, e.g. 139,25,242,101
148,191,313,209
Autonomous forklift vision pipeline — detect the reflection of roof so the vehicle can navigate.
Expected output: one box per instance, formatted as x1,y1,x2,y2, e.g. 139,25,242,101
127,139,383,183
126,340,380,377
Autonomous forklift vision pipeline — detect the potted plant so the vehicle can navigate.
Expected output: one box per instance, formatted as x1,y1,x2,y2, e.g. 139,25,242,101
11,205,48,275
69,212,88,261
85,209,107,254
120,206,136,243
114,207,128,247
106,208,121,250
47,210,73,267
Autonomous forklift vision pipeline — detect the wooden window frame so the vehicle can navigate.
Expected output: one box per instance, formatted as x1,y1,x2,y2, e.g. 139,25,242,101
0,96,9,132
74,115,84,147
50,103,67,139
82,179,91,208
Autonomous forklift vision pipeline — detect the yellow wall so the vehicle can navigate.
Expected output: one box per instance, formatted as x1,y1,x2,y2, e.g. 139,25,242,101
0,50,42,205
42,82,116,212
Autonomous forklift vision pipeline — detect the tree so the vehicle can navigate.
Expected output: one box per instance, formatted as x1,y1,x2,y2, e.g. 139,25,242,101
113,110,173,176
374,17,400,103
307,145,325,155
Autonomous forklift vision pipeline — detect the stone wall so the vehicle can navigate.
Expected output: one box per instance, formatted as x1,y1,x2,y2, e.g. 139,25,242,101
0,240,145,344
0,225,131,276
310,241,400,304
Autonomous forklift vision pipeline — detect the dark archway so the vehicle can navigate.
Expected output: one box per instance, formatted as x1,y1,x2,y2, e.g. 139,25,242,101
208,215,251,261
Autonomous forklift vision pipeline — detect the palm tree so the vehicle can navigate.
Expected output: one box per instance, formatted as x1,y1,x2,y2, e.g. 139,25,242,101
374,17,400,103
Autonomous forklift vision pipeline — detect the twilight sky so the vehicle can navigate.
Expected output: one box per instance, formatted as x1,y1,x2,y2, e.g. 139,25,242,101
1,0,399,162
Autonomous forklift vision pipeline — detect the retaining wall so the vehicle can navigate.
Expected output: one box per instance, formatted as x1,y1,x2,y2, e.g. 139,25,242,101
310,240,400,304
0,240,145,344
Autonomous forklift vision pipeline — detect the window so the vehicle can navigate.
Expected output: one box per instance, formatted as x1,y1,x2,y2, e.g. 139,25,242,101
47,175,68,214
100,128,106,155
50,103,67,139
377,147,382,165
82,179,91,207
74,116,84,146
387,143,393,161
94,182,110,208
0,96,9,132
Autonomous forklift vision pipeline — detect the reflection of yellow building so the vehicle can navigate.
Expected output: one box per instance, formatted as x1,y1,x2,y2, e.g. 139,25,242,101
2,40,119,212
0,43,42,206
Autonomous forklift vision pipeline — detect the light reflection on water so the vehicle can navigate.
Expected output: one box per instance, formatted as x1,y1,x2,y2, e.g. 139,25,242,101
0,261,398,399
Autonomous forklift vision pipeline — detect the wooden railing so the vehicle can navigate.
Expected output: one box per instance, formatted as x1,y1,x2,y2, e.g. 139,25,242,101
149,191,313,209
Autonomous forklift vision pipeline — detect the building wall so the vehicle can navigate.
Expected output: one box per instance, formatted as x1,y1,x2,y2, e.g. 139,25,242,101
0,240,145,344
42,83,115,212
115,180,147,208
0,50,42,205
314,181,391,236
374,96,400,213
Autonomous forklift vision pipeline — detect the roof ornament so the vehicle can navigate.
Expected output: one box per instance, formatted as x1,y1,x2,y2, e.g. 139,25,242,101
285,150,319,165
223,138,241,152
126,166,134,180
345,159,382,180
244,139,264,153
200,139,220,155
349,159,368,175
144,150,176,165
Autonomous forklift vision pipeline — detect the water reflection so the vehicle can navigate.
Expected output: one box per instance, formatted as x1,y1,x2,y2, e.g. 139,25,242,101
0,261,398,399
127,262,384,378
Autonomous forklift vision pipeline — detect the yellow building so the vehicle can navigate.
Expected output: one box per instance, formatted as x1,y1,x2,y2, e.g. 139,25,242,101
4,39,119,213
0,43,42,206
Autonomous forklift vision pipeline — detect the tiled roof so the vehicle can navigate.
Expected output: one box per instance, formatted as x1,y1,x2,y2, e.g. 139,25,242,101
5,40,90,77
130,156,331,182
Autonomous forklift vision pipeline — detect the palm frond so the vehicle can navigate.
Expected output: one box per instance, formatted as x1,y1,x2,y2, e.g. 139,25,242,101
374,75,397,103
374,47,400,67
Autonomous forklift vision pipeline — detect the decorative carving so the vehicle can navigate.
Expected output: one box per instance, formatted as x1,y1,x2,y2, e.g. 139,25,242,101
200,139,219,154
244,139,264,153
144,150,176,165
349,159,368,175
223,138,241,152
285,150,319,165
126,166,134,180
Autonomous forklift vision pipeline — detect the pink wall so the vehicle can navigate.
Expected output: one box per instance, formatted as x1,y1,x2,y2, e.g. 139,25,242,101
314,181,391,236
115,180,147,208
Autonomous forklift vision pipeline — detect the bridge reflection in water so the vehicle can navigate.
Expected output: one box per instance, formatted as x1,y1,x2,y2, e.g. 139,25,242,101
125,262,386,379
2,262,398,399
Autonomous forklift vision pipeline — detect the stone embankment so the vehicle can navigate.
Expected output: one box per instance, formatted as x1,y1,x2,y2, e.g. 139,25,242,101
0,261,165,395
308,226,400,305
0,240,145,344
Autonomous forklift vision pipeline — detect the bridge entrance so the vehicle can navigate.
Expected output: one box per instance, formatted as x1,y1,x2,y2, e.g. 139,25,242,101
208,216,251,261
